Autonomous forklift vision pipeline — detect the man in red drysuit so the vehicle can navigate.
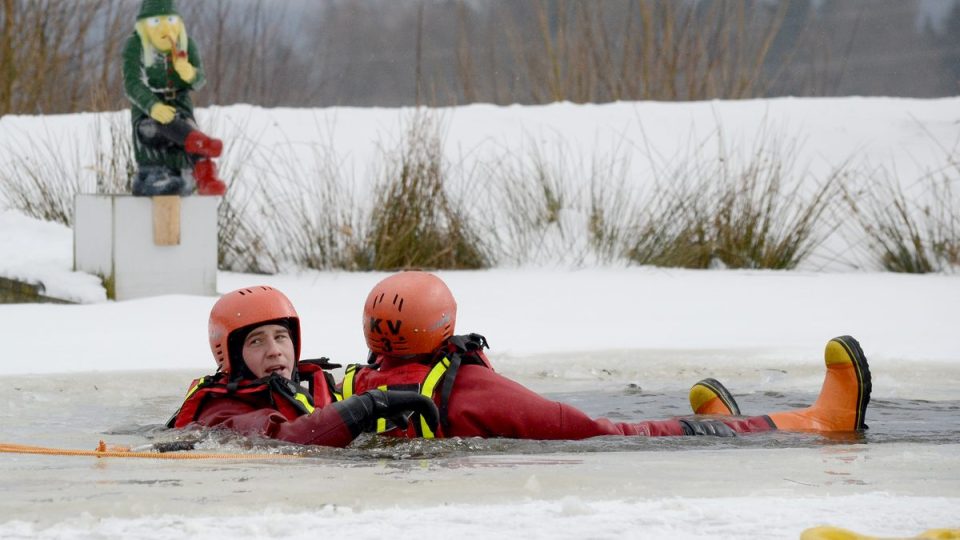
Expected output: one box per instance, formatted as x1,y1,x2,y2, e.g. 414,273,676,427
339,271,871,440
168,285,439,447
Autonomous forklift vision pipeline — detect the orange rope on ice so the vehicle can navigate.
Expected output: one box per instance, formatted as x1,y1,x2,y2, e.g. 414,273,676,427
0,440,299,460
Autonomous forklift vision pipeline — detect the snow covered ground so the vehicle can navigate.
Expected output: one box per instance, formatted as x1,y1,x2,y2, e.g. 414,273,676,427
0,97,958,538
3,97,960,270
0,210,957,539
0,211,105,303
0,208,956,397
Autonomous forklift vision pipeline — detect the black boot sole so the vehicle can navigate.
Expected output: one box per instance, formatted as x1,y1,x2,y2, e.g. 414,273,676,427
831,335,872,430
696,377,741,416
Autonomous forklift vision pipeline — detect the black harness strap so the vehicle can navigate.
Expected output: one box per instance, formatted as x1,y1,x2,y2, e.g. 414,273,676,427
435,333,488,430
437,354,462,430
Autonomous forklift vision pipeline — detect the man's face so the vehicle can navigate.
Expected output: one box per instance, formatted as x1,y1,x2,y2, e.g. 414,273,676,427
142,14,182,52
241,324,296,380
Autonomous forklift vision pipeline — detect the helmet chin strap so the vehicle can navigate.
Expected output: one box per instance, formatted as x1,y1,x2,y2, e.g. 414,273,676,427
228,356,259,382
289,363,301,384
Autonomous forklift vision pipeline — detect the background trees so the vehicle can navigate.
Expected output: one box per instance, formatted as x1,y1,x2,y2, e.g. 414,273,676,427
0,0,957,116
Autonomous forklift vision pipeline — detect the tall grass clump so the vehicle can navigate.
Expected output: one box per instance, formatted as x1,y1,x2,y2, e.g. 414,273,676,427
360,111,489,271
627,135,838,269
0,113,133,225
709,150,838,269
217,191,282,275
625,175,710,268
0,130,88,225
486,140,640,265
212,118,283,274
254,129,364,271
588,150,637,263
842,163,960,273
485,144,578,265
91,112,136,194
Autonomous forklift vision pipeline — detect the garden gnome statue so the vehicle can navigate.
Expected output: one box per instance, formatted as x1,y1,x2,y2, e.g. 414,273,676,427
122,0,227,196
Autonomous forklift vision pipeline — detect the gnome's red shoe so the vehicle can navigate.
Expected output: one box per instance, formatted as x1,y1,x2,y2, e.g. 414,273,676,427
185,131,223,158
193,159,227,196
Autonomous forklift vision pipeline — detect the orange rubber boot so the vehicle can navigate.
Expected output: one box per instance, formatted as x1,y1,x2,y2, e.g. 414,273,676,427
689,378,741,415
768,335,871,432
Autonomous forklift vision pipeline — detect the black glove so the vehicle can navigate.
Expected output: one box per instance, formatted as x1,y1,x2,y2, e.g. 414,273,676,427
679,418,736,437
333,389,440,436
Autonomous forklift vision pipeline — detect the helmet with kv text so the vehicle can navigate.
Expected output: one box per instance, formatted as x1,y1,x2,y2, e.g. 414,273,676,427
208,286,301,376
363,271,457,356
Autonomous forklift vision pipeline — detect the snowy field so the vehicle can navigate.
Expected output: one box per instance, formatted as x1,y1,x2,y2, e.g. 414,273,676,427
3,97,960,270
1,98,959,538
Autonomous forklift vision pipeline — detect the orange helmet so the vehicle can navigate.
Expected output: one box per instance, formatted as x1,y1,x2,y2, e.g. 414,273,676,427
363,271,457,356
208,285,301,376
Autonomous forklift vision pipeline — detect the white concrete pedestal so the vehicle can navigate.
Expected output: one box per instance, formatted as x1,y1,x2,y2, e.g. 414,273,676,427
74,194,219,300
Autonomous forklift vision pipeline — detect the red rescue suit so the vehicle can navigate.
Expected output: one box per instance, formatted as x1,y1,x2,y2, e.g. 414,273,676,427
341,334,775,439
167,359,358,447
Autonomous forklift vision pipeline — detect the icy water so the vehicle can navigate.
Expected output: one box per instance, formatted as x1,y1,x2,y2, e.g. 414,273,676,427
1,369,958,538
4,370,958,456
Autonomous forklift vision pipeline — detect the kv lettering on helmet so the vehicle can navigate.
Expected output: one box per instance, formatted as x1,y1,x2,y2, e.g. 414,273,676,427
368,317,403,336
362,272,457,356
368,316,406,353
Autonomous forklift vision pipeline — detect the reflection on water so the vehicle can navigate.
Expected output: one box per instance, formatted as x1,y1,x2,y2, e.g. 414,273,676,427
2,372,958,461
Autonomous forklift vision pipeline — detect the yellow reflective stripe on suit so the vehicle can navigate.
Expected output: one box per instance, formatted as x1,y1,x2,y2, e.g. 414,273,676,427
419,357,451,439
338,358,451,437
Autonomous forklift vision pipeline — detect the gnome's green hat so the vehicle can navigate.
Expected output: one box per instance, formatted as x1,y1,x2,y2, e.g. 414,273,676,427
137,0,179,20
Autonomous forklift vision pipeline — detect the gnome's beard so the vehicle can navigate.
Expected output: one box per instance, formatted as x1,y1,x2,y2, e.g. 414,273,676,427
134,19,189,67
